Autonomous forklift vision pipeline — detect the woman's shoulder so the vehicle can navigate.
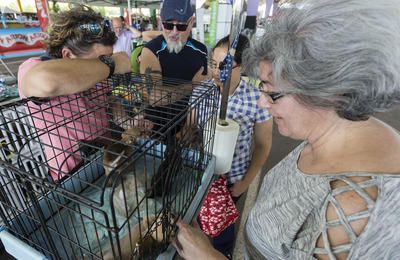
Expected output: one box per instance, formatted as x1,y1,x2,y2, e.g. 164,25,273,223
302,118,400,176
19,57,42,72
350,118,400,174
18,57,43,98
236,79,262,100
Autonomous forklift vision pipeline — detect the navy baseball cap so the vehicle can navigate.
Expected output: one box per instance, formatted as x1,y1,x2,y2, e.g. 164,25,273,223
160,0,194,22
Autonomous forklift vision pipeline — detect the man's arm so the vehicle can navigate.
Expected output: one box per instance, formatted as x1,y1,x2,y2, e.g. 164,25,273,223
139,47,162,74
127,26,142,38
139,45,193,105
21,52,131,98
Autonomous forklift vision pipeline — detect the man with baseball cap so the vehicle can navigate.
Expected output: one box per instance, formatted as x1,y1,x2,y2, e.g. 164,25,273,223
138,0,209,202
140,0,208,81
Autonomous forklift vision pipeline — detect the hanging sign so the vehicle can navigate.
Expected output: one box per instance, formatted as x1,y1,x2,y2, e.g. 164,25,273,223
35,0,49,32
0,32,47,52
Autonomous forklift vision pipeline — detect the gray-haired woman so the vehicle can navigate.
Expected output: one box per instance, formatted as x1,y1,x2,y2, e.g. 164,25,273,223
174,0,400,259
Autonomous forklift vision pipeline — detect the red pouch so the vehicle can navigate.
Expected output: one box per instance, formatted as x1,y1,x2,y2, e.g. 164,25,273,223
199,176,239,237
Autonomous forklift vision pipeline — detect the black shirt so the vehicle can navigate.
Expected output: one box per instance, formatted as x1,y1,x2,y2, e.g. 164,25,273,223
144,35,208,81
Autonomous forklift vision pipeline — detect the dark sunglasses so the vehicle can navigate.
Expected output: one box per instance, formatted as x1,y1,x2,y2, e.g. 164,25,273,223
259,90,287,102
162,22,188,31
79,20,111,37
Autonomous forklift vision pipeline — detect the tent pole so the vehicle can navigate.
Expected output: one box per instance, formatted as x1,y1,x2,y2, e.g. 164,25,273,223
127,0,132,27
16,0,23,13
219,0,248,123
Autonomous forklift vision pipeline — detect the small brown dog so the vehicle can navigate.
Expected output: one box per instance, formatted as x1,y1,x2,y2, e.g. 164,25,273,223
102,127,146,186
102,211,176,259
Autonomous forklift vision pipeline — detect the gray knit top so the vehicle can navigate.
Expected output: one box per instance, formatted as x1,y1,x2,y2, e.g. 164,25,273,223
245,142,400,259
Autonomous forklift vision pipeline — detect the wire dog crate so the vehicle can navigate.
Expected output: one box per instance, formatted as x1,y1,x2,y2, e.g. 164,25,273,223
0,72,219,259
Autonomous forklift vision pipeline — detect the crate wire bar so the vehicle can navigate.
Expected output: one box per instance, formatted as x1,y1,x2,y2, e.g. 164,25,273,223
0,72,219,259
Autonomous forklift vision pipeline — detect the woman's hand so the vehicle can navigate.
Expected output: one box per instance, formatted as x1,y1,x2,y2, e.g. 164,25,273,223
192,66,212,82
174,220,227,260
230,180,249,197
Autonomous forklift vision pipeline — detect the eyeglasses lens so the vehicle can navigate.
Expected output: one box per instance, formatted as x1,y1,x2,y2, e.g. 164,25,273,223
209,61,227,70
102,20,111,32
162,22,188,31
79,20,110,38
260,90,286,102
269,92,285,101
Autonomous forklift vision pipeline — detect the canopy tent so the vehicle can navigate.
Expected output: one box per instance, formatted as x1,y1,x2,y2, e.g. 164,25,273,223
55,0,161,8
0,6,21,14
54,0,161,29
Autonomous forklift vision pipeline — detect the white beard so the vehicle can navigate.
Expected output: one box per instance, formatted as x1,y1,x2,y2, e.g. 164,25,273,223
166,40,184,54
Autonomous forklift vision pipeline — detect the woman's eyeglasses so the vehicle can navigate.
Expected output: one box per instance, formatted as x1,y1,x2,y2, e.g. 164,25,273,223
162,22,188,31
209,61,225,70
209,60,237,71
259,90,288,102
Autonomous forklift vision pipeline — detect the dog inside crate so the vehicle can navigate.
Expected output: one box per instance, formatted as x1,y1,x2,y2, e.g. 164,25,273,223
0,72,218,259
73,73,214,259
